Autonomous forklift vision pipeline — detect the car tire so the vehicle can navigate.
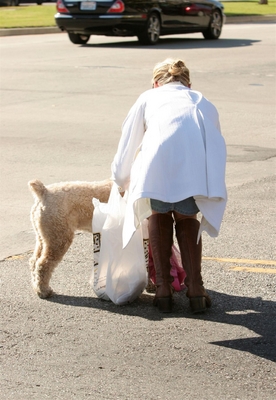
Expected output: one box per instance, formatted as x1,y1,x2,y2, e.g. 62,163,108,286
68,33,90,45
137,13,160,45
9,0,20,5
202,9,222,40
37,1,43,4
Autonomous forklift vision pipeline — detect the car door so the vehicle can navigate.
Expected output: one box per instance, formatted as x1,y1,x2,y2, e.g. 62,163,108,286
160,0,212,31
181,1,213,28
158,0,185,30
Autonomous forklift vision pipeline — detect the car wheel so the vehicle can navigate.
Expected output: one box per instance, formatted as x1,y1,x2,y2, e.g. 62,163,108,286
202,9,222,40
68,33,90,45
37,1,43,4
137,13,160,45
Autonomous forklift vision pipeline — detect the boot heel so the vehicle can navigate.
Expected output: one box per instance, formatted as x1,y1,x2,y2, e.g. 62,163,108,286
190,296,207,313
154,296,173,313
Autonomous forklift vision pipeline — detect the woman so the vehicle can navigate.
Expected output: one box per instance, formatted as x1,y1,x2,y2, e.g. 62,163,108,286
111,58,227,313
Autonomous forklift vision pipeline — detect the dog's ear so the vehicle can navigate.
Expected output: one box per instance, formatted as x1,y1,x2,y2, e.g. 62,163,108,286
28,180,46,199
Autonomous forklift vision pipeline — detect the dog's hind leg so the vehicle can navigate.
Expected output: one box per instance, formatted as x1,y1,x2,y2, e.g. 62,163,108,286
29,203,43,278
32,233,74,298
29,232,43,280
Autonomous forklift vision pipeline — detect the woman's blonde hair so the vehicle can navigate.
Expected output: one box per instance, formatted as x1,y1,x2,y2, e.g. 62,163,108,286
152,58,190,87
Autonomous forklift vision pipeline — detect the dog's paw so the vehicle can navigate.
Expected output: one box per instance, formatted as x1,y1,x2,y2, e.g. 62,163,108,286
35,287,54,299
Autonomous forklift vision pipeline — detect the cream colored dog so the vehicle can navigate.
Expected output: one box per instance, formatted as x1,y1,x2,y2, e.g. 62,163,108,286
28,179,113,298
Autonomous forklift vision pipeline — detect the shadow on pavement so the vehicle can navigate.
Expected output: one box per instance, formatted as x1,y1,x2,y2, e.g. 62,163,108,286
193,291,276,364
81,38,261,50
48,289,276,362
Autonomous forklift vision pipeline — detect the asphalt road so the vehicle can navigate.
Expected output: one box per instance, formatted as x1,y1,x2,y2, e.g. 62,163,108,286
0,24,276,399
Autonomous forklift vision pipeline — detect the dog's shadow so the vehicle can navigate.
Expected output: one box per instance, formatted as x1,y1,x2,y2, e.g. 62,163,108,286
48,290,276,362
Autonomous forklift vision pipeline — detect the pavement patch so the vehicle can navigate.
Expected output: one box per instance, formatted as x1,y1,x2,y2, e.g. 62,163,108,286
203,256,276,274
203,256,276,266
228,266,276,274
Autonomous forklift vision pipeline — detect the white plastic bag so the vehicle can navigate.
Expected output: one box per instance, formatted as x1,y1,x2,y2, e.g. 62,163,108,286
91,183,147,305
91,198,110,301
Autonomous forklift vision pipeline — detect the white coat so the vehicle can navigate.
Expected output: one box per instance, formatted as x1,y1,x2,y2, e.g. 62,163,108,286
111,82,227,247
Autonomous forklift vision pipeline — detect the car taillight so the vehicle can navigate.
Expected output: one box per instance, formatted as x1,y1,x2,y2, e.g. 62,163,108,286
184,5,198,13
107,0,125,13
56,0,69,14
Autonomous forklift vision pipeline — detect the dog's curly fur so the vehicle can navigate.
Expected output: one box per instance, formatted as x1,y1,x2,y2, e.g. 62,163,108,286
28,179,112,298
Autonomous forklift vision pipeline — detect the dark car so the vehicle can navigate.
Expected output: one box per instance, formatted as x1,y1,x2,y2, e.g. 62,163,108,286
55,0,225,45
0,0,43,5
0,0,19,5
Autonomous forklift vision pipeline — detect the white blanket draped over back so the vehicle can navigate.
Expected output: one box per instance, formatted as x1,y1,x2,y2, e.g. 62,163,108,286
111,82,227,248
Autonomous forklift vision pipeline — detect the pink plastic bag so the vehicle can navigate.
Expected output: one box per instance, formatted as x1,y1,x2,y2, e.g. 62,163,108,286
148,244,186,291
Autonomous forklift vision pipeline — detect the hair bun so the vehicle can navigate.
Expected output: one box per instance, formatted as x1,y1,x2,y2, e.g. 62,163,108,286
168,60,186,77
174,60,185,68
152,58,190,87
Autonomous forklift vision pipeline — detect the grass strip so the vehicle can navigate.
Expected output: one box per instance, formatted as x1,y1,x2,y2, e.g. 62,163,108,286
0,1,275,29
0,5,56,28
223,0,276,16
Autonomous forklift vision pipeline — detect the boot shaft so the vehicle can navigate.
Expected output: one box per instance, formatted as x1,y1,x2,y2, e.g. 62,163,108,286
148,213,174,289
175,218,205,297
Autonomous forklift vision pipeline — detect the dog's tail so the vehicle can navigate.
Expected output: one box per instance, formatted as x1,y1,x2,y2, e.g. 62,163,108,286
28,180,47,200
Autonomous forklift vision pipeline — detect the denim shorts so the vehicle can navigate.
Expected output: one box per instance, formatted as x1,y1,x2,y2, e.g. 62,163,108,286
150,197,199,215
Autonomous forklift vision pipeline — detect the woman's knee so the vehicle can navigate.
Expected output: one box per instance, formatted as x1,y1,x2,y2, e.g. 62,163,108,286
173,210,197,223
151,210,172,216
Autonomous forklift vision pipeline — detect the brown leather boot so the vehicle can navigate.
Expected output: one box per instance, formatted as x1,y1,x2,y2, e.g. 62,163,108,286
175,218,211,313
148,213,174,312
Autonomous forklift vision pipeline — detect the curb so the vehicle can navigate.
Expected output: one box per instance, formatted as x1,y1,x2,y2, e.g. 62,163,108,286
0,26,60,36
226,15,275,24
0,15,275,37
